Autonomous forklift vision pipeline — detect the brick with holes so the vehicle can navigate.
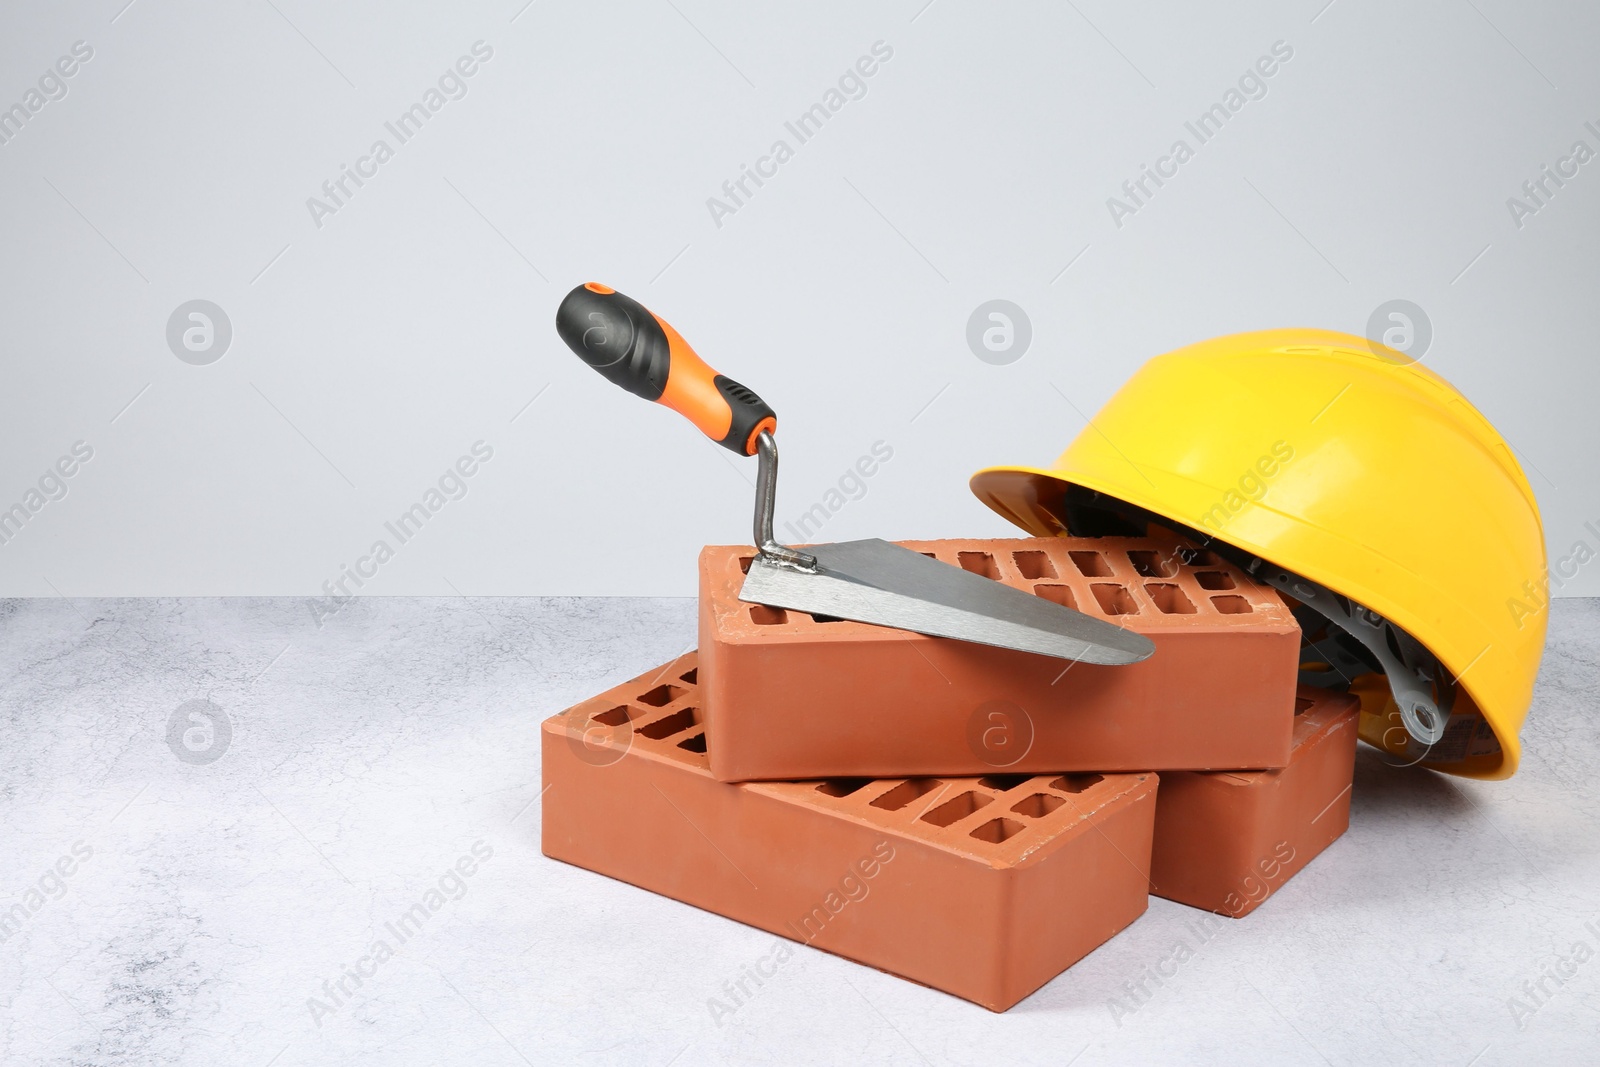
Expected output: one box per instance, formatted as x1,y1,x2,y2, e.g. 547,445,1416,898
1148,686,1359,917
541,655,1158,1012
698,537,1300,781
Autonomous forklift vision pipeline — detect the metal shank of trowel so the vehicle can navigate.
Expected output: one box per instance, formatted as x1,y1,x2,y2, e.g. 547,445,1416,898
752,431,818,571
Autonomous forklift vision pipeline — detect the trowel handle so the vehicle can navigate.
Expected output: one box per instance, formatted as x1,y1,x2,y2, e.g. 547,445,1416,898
555,282,777,456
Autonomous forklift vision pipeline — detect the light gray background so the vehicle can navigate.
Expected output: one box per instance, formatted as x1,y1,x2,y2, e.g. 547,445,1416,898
1,0,1596,600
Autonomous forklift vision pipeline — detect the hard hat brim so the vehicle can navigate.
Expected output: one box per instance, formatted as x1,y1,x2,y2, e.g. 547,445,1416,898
971,462,1521,780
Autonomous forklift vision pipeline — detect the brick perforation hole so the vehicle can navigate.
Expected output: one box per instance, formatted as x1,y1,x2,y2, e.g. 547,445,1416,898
1145,583,1196,614
921,791,992,828
970,817,1026,844
815,778,873,798
1012,550,1057,579
636,683,686,707
1011,792,1066,818
870,779,944,811
1091,584,1139,615
637,706,698,739
1069,550,1114,577
1127,550,1178,578
591,705,635,727
1049,773,1104,794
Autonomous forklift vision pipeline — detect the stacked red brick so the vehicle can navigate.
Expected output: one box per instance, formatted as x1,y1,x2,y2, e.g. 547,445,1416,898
697,537,1300,780
541,537,1360,1011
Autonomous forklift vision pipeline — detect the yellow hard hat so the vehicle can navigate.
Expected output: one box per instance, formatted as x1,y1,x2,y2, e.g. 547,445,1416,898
970,329,1547,780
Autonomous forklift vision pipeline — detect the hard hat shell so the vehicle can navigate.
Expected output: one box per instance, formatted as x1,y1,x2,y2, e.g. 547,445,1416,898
970,329,1546,780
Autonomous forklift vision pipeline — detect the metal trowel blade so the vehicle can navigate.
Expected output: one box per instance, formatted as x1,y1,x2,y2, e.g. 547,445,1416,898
739,538,1154,665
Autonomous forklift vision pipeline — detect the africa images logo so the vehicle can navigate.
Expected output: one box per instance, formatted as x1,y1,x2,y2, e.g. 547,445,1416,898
166,699,231,765
166,300,233,365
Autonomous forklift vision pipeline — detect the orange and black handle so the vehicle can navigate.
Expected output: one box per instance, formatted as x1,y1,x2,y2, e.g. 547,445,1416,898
555,282,776,455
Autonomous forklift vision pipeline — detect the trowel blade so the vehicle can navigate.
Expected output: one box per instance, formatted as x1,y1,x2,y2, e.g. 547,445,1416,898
739,538,1154,665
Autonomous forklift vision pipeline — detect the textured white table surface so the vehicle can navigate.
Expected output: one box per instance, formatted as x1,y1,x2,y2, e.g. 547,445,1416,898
0,596,1594,1066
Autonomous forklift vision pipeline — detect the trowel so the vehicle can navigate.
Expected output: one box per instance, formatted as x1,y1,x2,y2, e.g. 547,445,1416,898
554,283,1154,666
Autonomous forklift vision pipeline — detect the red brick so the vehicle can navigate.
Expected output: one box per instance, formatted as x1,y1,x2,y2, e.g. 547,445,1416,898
1149,686,1360,917
698,537,1300,782
542,655,1158,1012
